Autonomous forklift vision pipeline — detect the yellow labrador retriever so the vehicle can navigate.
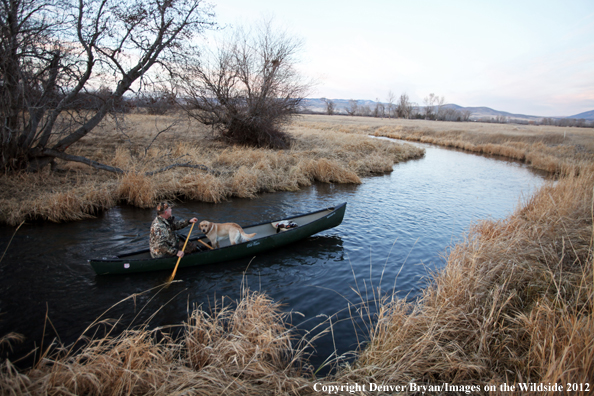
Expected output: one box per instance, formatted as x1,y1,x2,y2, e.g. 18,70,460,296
199,220,256,248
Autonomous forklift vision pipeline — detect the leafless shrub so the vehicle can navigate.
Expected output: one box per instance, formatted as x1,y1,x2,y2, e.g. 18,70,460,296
176,19,311,149
345,99,358,116
322,98,336,115
134,92,178,116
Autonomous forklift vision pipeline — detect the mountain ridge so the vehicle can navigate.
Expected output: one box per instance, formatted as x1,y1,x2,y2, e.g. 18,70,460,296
302,98,594,121
569,109,594,120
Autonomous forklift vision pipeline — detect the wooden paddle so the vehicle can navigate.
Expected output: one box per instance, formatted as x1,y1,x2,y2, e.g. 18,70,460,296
167,222,195,284
197,238,214,250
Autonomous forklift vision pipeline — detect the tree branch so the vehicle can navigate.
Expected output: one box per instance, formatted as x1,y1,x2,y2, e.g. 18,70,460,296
42,149,125,173
41,149,219,176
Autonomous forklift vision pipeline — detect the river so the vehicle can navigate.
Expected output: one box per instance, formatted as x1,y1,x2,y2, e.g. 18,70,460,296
0,142,548,371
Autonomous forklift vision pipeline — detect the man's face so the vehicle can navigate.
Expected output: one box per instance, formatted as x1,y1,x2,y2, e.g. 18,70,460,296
162,207,172,219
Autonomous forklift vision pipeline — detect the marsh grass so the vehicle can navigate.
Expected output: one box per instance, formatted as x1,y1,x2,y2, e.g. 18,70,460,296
286,116,594,391
293,114,594,175
370,124,592,176
0,113,423,225
3,114,594,394
331,166,594,393
0,287,321,396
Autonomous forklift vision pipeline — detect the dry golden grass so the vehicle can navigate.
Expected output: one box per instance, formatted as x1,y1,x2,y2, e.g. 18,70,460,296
361,119,594,176
294,114,594,174
291,116,594,394
3,114,594,395
332,167,594,391
0,113,423,225
0,290,318,396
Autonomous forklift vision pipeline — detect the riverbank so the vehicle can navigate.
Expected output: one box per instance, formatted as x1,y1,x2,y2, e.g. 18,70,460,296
294,115,594,389
296,114,594,175
2,115,593,394
0,114,423,226
334,162,594,391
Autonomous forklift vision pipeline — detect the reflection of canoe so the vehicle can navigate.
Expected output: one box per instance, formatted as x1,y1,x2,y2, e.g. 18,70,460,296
89,203,347,275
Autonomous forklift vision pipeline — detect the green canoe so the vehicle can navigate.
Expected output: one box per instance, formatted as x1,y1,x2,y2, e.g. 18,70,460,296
89,202,347,275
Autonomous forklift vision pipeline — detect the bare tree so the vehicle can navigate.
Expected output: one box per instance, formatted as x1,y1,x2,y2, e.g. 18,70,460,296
558,118,576,127
359,105,371,117
345,99,358,116
423,93,444,120
321,97,335,115
441,107,469,121
396,93,413,119
0,0,215,173
175,19,310,149
373,98,385,118
386,91,396,118
435,95,445,120
423,94,435,119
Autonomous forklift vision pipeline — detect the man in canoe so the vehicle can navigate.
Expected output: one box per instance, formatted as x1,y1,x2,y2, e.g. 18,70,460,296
150,202,198,259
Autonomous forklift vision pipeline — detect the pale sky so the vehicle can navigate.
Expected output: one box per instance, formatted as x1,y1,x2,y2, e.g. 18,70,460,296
211,0,594,117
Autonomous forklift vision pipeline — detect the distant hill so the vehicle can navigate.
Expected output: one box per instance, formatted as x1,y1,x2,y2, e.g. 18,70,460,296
441,104,542,122
302,98,594,122
568,110,594,120
301,98,542,121
301,98,378,114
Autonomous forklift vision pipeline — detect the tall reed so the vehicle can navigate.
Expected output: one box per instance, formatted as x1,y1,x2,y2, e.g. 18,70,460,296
0,289,317,395
334,165,594,392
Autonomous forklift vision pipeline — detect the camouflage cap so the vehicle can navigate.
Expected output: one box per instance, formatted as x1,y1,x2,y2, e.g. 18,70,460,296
156,202,173,214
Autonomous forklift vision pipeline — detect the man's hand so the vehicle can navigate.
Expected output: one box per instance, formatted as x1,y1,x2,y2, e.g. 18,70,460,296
190,218,198,223
177,250,185,258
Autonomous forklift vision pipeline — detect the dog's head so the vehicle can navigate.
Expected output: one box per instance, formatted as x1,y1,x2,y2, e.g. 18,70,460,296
199,220,212,234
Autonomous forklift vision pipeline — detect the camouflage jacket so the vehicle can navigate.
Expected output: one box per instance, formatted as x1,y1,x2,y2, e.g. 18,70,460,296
149,216,190,258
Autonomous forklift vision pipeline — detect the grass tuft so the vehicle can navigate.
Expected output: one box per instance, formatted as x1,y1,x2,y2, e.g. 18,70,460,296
117,172,157,208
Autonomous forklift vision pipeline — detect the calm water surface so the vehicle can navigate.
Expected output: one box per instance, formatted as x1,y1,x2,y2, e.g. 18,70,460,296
0,142,548,370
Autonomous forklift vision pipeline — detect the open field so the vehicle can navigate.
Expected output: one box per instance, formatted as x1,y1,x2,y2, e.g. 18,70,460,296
2,114,594,394
296,114,594,175
0,113,423,226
